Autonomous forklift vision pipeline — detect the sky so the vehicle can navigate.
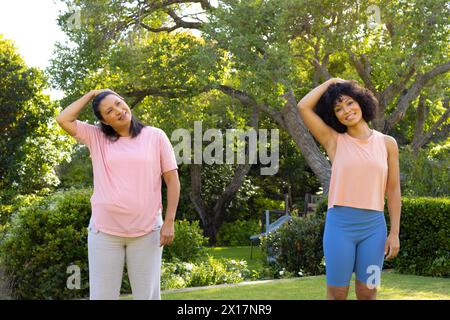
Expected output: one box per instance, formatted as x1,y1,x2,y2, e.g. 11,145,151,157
0,0,213,101
0,0,69,99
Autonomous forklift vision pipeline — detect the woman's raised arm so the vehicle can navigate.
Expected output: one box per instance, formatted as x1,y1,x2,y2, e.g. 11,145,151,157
297,78,344,149
56,90,101,137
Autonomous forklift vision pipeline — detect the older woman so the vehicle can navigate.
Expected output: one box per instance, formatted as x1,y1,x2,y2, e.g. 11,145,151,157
56,89,180,300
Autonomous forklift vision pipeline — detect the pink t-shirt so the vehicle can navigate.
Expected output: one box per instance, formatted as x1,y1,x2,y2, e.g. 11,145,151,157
74,120,178,237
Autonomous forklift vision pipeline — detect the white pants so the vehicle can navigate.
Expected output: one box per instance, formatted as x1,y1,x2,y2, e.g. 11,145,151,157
87,217,163,300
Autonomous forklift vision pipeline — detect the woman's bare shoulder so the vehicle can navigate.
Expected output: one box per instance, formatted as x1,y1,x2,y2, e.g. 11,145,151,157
383,134,399,155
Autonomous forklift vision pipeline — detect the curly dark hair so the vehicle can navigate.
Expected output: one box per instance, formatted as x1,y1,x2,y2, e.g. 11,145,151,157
314,80,378,133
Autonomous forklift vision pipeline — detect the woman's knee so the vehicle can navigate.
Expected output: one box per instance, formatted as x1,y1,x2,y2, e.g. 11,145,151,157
355,280,377,300
327,285,349,300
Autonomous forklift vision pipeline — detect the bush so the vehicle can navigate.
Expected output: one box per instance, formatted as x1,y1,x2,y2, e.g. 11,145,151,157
261,208,326,278
216,220,261,246
162,219,209,262
0,191,47,229
161,256,250,289
0,188,92,299
189,256,250,286
390,197,450,277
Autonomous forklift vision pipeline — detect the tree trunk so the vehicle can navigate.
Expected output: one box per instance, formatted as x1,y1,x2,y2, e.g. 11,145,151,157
216,85,333,195
411,98,450,151
274,90,332,195
189,108,260,244
189,164,220,243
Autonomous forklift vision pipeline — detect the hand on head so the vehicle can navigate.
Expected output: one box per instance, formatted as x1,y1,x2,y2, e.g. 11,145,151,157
331,78,347,84
92,89,124,100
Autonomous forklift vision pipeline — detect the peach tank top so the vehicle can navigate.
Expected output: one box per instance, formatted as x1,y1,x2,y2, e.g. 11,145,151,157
327,129,388,212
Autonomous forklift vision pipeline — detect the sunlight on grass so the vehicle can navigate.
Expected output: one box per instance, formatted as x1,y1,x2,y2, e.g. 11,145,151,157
159,247,450,300
120,246,450,300
161,271,450,300
205,246,263,273
379,287,449,300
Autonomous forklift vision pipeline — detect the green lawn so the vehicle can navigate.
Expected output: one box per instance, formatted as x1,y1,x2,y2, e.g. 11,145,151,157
162,271,450,300
158,246,450,300
205,246,263,272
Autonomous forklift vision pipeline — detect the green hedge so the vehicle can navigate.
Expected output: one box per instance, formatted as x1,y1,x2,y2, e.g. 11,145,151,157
261,197,449,278
391,197,449,277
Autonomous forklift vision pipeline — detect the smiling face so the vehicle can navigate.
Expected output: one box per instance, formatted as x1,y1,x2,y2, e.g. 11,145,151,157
98,94,132,127
333,95,363,126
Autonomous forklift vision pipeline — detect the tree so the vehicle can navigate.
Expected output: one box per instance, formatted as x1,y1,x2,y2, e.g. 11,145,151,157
0,35,73,196
199,0,450,192
49,0,449,237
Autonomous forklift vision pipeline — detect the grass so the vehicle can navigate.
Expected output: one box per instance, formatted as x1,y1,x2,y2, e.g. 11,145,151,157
118,246,450,300
158,246,450,300
161,271,450,300
205,246,263,272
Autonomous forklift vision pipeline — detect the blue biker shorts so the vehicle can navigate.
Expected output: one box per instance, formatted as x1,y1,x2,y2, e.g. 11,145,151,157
323,205,387,287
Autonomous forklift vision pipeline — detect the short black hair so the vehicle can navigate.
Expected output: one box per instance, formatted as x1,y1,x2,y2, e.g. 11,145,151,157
314,80,378,133
92,91,144,141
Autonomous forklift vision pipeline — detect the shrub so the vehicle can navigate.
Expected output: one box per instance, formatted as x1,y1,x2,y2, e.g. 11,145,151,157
390,197,449,277
189,256,250,286
162,219,209,262
0,191,46,230
161,259,194,290
0,188,92,299
216,220,260,246
161,256,250,289
261,208,326,278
